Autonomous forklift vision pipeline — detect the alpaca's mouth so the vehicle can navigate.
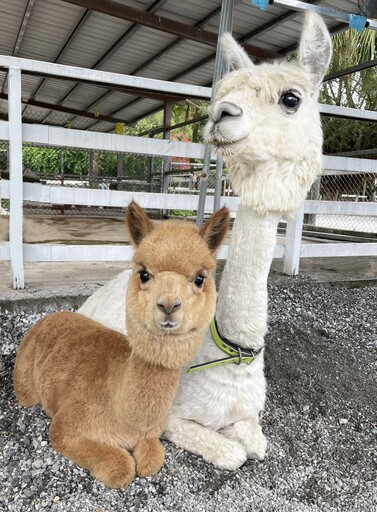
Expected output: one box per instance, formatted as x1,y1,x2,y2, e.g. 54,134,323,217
211,136,247,155
160,321,179,331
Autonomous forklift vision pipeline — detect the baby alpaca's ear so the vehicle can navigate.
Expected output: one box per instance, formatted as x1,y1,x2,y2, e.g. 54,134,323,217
126,201,154,246
200,206,230,254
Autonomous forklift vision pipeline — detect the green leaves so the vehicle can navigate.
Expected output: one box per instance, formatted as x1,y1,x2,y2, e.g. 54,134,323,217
320,29,376,155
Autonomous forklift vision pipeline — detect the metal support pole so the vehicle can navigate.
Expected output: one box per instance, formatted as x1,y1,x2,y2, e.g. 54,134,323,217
8,66,24,289
162,101,172,217
88,150,98,189
117,153,123,190
196,0,234,227
213,156,224,212
60,149,65,186
283,202,305,275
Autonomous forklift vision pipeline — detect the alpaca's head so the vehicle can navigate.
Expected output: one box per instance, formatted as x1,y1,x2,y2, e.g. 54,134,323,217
125,201,229,368
205,12,332,216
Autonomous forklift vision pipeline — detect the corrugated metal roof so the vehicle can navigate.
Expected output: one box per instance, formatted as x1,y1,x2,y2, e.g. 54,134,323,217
0,0,368,132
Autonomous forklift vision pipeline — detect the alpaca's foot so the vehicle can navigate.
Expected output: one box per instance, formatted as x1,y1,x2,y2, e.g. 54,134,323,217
133,438,165,477
50,415,136,488
15,391,38,408
220,417,267,461
164,417,247,471
206,436,247,470
91,450,136,489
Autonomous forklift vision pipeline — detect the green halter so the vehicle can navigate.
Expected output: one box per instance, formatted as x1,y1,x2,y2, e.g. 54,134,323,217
187,318,263,374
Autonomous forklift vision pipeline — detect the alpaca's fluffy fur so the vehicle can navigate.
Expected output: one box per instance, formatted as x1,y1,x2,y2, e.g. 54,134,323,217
13,202,230,487
78,13,332,470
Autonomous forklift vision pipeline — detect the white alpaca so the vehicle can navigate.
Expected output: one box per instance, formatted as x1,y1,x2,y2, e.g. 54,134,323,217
79,12,332,470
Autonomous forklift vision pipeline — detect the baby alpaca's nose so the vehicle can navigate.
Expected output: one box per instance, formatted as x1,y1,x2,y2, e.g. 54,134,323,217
157,298,181,315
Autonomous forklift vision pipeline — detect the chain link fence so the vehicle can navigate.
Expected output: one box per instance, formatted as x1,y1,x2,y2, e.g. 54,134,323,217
0,93,375,234
306,170,377,233
1,139,376,234
1,142,166,217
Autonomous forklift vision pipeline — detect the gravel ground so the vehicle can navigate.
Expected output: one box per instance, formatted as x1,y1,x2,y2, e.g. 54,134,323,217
1,275,376,512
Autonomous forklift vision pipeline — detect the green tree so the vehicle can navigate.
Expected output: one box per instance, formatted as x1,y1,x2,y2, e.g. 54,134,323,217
123,100,209,143
22,146,89,176
320,29,376,154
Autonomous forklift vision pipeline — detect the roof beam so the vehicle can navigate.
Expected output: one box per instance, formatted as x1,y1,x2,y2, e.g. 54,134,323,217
1,0,36,95
24,9,93,121
138,115,208,137
29,9,92,103
42,1,258,130
62,0,277,60
87,1,329,131
324,58,377,81
0,93,132,126
93,0,170,69
39,0,170,124
13,0,36,56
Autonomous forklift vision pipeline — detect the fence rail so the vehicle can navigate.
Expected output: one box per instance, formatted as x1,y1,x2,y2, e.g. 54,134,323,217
0,54,376,288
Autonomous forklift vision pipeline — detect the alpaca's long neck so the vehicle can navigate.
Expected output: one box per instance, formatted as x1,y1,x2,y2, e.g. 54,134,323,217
216,203,281,349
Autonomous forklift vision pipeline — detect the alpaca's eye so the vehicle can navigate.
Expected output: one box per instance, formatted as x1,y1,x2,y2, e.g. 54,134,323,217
280,92,300,111
194,275,205,287
139,270,150,283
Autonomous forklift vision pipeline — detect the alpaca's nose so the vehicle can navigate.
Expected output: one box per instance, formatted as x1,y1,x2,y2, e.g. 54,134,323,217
157,298,181,315
210,101,243,123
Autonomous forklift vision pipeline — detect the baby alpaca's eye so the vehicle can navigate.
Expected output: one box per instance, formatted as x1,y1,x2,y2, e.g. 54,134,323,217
280,91,300,111
194,275,205,288
139,270,150,283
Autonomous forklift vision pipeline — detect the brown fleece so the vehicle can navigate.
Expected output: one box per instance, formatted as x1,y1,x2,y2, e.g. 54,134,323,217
14,201,230,489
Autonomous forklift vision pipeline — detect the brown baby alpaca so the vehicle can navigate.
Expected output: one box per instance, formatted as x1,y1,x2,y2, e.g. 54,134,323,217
14,201,230,488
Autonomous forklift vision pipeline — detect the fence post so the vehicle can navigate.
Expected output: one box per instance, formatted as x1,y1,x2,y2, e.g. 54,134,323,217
283,202,305,275
8,66,24,289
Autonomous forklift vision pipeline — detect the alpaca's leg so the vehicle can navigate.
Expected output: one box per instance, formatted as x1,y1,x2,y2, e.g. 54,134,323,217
133,438,165,477
220,416,267,461
164,417,247,470
50,415,135,488
13,337,39,407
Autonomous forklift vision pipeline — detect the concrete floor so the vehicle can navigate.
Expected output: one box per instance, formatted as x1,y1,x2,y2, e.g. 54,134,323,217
1,255,376,313
0,260,131,312
270,255,377,284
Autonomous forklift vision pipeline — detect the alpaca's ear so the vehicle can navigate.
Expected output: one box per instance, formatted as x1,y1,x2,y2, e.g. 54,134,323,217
126,201,154,246
298,12,332,89
221,33,254,71
199,206,230,254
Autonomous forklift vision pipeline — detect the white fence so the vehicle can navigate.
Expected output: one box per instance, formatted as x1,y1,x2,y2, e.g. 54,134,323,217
0,55,376,288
